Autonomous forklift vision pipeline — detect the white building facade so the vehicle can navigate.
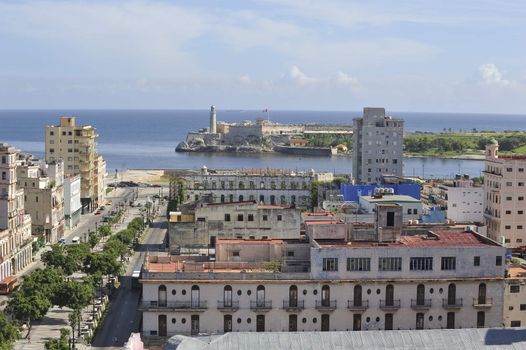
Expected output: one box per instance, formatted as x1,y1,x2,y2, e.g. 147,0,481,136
64,175,81,229
140,229,505,338
176,168,333,210
0,143,33,282
483,140,526,247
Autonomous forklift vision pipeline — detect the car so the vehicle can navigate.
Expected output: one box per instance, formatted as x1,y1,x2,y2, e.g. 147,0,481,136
58,238,67,245
71,236,81,244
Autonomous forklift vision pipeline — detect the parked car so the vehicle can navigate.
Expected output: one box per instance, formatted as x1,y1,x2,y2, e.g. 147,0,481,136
58,238,67,245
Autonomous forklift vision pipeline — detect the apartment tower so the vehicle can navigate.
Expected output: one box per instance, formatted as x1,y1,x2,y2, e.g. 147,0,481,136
352,108,404,185
483,140,526,247
45,117,106,213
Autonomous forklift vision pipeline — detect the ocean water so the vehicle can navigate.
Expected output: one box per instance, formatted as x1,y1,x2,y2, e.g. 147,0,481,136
1,109,524,177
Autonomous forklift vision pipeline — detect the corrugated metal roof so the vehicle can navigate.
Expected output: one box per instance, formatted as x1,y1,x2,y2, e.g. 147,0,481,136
168,329,526,350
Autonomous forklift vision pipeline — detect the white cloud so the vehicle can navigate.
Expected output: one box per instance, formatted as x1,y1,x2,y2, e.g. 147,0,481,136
239,75,252,85
334,71,360,87
479,63,510,86
288,65,317,86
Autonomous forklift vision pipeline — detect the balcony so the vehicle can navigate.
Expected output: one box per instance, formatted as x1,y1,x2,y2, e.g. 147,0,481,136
410,299,432,310
283,300,305,311
379,299,401,310
442,298,463,309
315,300,337,311
217,300,239,312
347,300,369,311
250,300,272,311
140,300,207,311
473,298,493,308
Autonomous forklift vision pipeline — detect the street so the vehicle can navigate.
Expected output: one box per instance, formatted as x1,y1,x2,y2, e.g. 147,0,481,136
91,189,167,349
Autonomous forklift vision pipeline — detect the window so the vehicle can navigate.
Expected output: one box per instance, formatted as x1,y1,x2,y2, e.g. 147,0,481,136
520,168,525,172
520,197,525,201
496,256,503,266
441,257,456,270
287,251,294,257
232,251,240,257
505,225,511,230
49,131,54,135
506,182,513,186
506,196,512,201
520,182,525,187
506,210,512,215
322,258,338,271
410,257,433,271
507,167,513,172
510,285,520,293
511,321,521,327
237,214,243,221
520,304,526,311
407,209,412,215
386,212,395,227
248,214,254,222
277,215,282,221
1,172,5,180
379,257,402,271
262,215,268,221
518,226,523,230
224,214,230,222
519,211,524,215
412,209,418,214
473,256,480,266
347,258,371,271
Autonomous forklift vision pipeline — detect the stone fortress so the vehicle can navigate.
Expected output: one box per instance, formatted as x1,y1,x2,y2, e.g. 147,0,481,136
176,106,352,156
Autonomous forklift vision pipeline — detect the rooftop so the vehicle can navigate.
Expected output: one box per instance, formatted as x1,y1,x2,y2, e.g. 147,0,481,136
317,230,500,248
360,194,421,203
166,328,526,350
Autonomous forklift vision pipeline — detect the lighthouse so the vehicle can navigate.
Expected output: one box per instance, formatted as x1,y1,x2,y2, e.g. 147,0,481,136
209,105,217,134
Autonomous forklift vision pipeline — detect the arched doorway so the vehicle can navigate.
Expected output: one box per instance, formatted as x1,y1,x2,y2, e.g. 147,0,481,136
158,285,167,307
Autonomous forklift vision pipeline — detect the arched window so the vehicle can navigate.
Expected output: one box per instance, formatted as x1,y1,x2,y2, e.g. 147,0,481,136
158,285,167,307
385,284,394,306
416,284,425,305
256,285,265,307
478,283,486,304
191,285,200,308
448,283,456,305
289,285,298,307
239,195,244,202
321,285,330,307
354,285,363,307
224,285,232,307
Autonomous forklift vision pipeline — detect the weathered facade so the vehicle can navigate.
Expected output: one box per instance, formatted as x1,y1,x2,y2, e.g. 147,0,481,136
141,204,505,338
0,143,33,282
175,167,333,210
352,108,404,185
484,140,526,247
168,201,301,253
16,159,65,244
45,116,106,212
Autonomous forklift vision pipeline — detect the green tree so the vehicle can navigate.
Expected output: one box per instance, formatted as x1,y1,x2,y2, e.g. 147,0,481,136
84,252,121,277
18,268,64,301
0,312,19,350
55,281,94,310
103,238,127,258
98,224,112,237
68,309,82,349
6,292,51,332
44,328,70,350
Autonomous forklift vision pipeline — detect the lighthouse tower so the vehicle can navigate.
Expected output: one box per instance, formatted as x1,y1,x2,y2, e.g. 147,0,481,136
209,105,217,134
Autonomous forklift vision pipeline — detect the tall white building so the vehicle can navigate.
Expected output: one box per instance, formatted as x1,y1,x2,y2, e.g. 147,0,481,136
0,143,33,282
45,116,106,213
483,140,526,247
352,108,404,185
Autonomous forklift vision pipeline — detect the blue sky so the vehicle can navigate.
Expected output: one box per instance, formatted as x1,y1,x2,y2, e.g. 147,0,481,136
0,0,525,113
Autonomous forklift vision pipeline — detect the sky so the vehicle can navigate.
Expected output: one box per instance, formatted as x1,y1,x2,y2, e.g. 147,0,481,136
0,0,525,113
